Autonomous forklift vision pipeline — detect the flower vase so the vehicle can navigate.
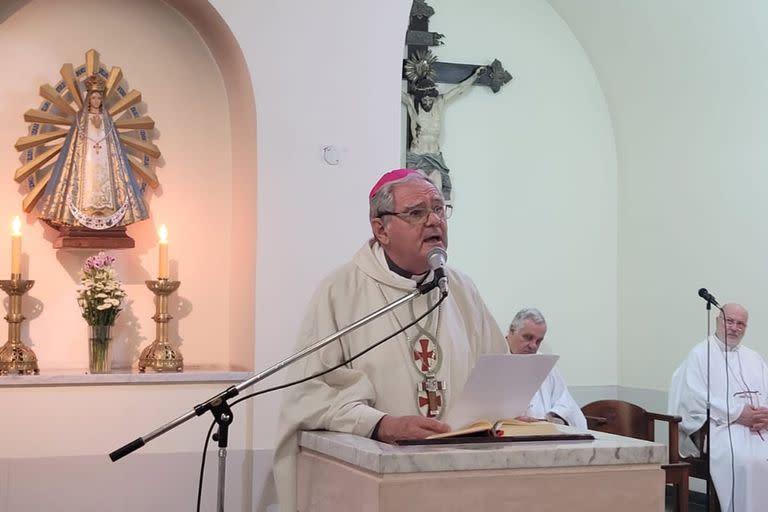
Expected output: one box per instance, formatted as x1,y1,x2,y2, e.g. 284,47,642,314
88,324,113,374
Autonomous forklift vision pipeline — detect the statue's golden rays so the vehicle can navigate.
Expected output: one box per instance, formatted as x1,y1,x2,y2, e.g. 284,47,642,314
14,49,161,217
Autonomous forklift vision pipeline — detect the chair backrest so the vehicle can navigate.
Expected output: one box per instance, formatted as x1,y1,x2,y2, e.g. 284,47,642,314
583,400,690,512
582,399,653,440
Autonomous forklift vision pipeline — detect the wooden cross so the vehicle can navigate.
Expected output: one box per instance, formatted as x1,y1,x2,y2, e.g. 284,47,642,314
403,0,512,95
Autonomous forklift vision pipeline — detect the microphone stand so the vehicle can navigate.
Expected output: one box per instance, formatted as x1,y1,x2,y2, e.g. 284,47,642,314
703,299,725,512
110,277,444,512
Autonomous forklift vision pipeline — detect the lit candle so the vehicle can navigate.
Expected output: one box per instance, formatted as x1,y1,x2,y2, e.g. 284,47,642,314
11,216,21,276
158,224,169,279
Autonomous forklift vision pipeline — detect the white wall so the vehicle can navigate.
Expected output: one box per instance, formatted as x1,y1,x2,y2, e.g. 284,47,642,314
426,0,618,386
0,383,254,511
549,0,768,392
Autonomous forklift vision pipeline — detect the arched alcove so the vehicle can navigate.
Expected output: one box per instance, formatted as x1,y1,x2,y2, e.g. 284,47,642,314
165,0,258,370
0,0,257,371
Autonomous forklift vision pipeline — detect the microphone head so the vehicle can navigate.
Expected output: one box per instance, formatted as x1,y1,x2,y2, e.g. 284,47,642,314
426,247,447,270
697,287,720,308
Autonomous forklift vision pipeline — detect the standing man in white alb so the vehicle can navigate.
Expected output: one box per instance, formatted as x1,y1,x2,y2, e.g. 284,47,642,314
506,308,587,430
669,303,768,512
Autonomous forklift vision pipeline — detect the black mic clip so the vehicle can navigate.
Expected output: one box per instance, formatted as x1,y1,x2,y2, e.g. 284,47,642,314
417,278,438,295
698,288,721,309
417,268,447,296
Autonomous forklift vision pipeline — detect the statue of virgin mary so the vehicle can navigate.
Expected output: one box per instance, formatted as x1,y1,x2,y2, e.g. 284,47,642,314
37,74,148,230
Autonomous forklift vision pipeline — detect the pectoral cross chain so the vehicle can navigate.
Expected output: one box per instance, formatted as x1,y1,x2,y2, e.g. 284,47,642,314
88,135,107,155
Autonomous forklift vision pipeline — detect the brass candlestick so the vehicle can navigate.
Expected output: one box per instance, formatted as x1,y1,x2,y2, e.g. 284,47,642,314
138,278,183,372
0,274,39,375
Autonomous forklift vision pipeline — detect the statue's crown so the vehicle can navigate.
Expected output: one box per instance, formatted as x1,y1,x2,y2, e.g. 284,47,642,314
84,74,106,93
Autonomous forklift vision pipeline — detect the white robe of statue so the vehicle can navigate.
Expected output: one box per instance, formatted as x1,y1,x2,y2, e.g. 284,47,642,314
669,336,768,512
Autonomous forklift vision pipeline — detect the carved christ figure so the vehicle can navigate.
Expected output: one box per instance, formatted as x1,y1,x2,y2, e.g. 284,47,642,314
401,65,486,201
38,74,148,230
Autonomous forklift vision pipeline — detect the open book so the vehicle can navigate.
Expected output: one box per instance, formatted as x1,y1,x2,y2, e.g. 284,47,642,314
427,418,560,440
395,355,595,445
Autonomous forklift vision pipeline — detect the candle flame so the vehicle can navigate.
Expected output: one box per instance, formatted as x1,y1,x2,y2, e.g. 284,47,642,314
158,224,168,243
11,216,21,236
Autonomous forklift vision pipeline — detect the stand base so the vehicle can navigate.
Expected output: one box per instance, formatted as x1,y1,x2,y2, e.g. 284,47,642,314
49,224,135,249
138,340,183,372
0,341,39,375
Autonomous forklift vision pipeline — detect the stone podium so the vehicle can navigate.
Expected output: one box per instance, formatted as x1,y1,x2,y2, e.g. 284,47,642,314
297,429,667,512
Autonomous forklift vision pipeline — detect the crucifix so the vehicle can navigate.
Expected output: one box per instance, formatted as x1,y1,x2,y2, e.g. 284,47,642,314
402,0,512,202
419,376,445,418
411,335,444,417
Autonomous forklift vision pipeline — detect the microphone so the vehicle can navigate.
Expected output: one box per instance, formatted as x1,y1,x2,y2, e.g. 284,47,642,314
426,247,448,295
698,288,720,308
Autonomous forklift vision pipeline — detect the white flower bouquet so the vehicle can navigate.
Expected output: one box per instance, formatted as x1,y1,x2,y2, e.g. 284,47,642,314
77,252,125,326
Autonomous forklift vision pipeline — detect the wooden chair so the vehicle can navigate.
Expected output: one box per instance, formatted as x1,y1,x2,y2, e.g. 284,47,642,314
682,423,720,512
582,400,690,512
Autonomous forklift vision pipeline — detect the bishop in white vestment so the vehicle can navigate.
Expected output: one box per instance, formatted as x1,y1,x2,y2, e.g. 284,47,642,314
273,170,508,512
669,303,768,512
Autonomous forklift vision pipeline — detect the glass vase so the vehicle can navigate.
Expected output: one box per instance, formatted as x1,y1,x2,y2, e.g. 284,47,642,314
88,324,113,374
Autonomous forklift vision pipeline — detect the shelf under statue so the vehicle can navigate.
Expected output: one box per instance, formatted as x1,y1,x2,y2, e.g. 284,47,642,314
13,49,160,249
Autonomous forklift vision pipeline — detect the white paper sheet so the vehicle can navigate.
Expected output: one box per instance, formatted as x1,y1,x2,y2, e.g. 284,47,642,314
442,353,560,429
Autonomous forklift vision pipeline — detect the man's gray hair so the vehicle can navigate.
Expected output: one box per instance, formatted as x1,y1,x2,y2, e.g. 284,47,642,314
508,308,546,332
369,169,432,222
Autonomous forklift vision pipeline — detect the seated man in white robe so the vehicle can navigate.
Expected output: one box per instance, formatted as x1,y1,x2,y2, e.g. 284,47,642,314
669,303,768,512
506,308,587,430
273,169,509,512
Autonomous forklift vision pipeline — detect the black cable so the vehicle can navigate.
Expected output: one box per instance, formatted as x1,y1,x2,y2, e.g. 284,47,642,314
196,420,217,511
194,290,447,511
706,305,712,512
723,321,735,512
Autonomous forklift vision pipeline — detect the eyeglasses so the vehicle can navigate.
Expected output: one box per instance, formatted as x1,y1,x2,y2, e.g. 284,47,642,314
723,317,748,329
378,204,453,225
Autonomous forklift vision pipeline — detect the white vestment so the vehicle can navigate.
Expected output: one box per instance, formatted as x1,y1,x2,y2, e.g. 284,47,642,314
273,240,508,512
527,367,587,430
669,336,768,512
